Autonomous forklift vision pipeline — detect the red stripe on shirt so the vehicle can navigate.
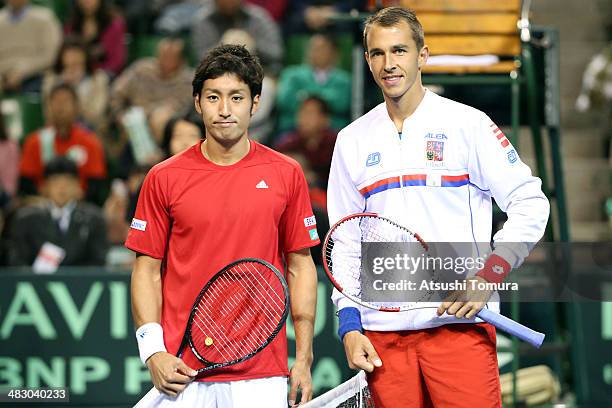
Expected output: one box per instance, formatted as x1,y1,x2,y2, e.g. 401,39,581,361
441,174,469,182
359,176,401,194
402,174,427,181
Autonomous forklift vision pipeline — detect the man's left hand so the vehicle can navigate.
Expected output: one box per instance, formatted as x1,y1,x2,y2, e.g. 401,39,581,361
288,359,313,407
437,276,494,319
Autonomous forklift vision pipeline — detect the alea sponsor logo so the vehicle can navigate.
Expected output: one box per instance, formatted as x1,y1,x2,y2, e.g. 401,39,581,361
424,132,448,140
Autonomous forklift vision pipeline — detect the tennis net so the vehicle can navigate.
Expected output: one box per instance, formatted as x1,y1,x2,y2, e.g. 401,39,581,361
301,371,375,408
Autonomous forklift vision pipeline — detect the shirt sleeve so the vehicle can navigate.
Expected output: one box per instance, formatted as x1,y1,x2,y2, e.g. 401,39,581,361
19,134,43,183
279,163,320,254
17,9,61,79
7,211,35,265
327,131,365,225
124,166,171,259
326,131,366,312
468,113,550,269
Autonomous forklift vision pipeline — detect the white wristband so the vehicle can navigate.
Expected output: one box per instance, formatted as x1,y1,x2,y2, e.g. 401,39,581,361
135,322,167,365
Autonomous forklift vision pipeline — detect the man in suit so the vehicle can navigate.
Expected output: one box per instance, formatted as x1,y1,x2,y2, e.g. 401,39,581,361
7,156,108,267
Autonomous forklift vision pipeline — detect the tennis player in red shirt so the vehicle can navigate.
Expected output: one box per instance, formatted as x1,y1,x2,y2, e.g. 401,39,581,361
126,44,319,407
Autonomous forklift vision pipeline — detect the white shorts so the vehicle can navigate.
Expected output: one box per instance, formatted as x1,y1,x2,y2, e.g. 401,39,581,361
134,376,288,408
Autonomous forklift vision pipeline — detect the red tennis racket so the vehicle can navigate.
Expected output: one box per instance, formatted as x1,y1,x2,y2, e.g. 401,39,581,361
136,258,289,406
178,258,289,371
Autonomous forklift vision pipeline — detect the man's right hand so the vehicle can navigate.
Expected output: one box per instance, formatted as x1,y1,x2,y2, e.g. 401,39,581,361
146,352,197,397
342,331,382,373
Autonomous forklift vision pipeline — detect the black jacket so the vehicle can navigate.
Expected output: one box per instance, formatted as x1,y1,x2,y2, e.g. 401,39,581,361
7,202,108,267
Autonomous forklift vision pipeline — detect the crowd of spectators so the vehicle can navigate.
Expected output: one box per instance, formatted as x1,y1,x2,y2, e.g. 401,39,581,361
0,0,375,269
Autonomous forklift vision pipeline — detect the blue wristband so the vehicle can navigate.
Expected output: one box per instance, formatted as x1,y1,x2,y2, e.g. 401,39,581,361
338,307,363,340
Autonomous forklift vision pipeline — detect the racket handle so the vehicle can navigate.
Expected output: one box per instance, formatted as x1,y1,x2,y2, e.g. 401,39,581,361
477,308,545,348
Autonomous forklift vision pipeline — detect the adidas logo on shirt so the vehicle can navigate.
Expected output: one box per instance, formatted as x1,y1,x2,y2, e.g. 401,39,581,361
256,180,269,189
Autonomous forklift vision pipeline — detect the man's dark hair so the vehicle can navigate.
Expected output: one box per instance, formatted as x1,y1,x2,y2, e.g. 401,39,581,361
192,44,263,99
48,82,78,102
301,95,330,117
363,7,424,52
44,156,79,179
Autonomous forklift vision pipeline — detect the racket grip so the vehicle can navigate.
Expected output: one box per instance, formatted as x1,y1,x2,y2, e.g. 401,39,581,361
477,308,545,348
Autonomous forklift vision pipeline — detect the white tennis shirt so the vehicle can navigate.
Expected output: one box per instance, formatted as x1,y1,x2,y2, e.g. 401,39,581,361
328,89,550,331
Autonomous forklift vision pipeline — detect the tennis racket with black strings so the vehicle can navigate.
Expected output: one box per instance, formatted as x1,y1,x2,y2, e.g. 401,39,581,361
323,213,545,348
136,258,290,406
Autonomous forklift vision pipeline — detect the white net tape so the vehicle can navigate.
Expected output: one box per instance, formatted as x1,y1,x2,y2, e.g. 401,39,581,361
301,371,375,408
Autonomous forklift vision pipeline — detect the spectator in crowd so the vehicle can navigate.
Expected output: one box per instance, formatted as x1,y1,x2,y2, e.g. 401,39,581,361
110,36,194,142
160,114,204,158
7,156,108,267
43,38,111,138
65,0,127,77
246,0,287,22
0,0,62,93
277,33,351,133
0,113,19,200
284,0,364,34
191,0,283,75
275,95,337,185
219,27,276,143
19,83,107,204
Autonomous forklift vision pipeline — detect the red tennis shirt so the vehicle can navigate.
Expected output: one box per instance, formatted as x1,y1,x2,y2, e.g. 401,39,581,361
19,124,107,191
125,140,319,382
